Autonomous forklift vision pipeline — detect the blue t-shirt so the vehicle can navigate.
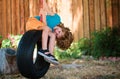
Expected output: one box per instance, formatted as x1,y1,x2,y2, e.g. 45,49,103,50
34,14,61,30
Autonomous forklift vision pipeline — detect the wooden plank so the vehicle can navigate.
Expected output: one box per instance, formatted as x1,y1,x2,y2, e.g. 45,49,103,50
0,0,2,36
78,0,84,39
36,0,40,15
94,0,101,30
33,0,36,16
83,0,90,38
24,0,30,32
6,0,12,34
71,0,84,41
112,0,119,27
35,0,40,15
34,0,40,16
20,0,25,34
2,0,7,37
16,0,21,34
100,0,107,29
11,0,17,34
89,0,95,37
119,0,120,26
33,0,38,16
29,0,34,17
54,0,57,13
105,0,113,27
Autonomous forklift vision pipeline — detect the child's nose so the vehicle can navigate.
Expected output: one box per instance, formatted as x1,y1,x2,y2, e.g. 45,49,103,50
56,30,59,34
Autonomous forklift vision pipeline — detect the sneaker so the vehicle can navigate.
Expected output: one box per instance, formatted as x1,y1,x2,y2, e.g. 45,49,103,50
38,49,50,58
38,49,59,65
44,54,59,65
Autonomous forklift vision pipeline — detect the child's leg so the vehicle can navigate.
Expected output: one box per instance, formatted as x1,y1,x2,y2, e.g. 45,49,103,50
42,26,50,50
38,31,59,65
38,0,59,65
43,32,59,65
48,32,56,55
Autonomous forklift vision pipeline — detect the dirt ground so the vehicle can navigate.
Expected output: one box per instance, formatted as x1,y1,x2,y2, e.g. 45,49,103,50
0,59,120,79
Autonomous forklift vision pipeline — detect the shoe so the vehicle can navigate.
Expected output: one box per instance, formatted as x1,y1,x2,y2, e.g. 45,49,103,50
44,54,59,65
38,49,49,58
38,49,59,65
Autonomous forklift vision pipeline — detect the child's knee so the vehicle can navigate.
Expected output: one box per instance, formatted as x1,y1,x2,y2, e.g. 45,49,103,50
43,26,51,32
49,32,55,38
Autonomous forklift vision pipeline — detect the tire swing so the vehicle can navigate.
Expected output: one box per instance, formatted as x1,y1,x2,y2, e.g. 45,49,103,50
17,30,50,79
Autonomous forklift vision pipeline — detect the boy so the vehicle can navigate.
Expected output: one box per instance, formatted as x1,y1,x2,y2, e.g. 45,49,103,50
26,0,73,65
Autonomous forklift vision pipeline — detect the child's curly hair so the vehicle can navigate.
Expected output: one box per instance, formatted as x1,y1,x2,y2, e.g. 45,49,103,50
56,23,74,50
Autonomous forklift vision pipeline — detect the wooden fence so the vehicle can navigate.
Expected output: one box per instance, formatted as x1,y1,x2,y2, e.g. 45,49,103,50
0,0,120,41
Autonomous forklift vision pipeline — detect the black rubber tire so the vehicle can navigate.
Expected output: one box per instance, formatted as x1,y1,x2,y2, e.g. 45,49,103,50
17,30,50,79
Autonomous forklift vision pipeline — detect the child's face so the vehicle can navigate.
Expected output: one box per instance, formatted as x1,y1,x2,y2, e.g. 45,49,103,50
54,26,64,38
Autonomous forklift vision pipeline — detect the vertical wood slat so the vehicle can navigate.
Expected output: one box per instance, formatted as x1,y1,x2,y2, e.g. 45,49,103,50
2,0,7,37
11,0,16,34
89,0,95,36
112,0,119,27
33,0,38,16
35,0,40,16
72,0,83,41
29,0,34,17
78,0,84,39
119,0,120,26
24,0,29,32
0,0,2,35
94,0,101,30
36,0,40,15
32,0,40,16
100,0,107,29
6,0,12,34
72,0,84,41
83,0,90,38
71,0,78,41
106,0,113,27
20,0,25,34
16,0,21,34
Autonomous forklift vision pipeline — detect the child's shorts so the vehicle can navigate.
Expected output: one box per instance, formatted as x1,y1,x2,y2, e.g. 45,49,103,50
26,17,45,31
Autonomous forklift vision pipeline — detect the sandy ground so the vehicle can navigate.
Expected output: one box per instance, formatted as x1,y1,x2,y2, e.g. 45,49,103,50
0,59,120,79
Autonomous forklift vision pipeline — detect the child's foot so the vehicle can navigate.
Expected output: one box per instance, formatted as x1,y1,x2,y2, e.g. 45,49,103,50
38,50,59,65
44,54,59,65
